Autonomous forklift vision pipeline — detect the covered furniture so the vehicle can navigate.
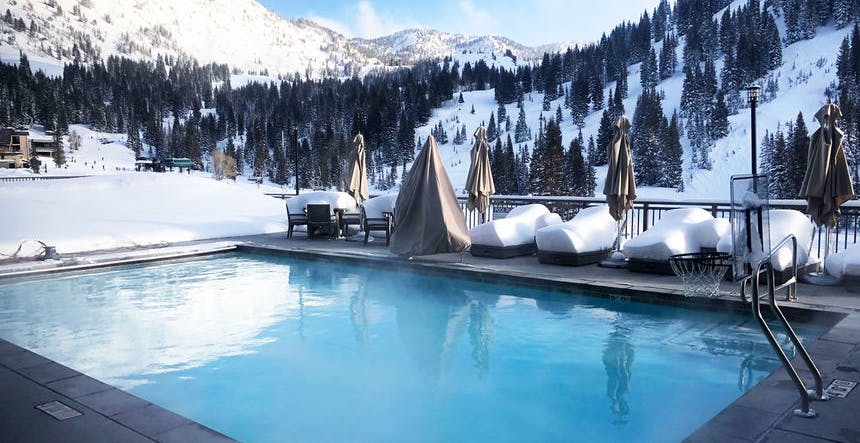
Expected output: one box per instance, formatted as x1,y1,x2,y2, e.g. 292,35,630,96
717,209,818,284
307,204,337,239
469,204,562,258
390,136,470,257
285,191,358,238
624,208,730,274
536,205,617,266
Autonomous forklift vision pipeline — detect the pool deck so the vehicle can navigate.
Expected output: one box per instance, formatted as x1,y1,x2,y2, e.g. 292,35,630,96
1,233,859,442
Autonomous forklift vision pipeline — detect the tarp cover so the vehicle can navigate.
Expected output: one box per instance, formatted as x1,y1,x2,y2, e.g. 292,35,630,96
603,116,637,221
799,104,854,228
390,135,471,257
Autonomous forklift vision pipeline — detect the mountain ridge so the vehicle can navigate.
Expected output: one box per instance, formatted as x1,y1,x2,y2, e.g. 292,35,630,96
0,0,578,77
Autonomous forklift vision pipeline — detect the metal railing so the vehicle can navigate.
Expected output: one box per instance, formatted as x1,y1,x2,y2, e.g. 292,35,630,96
266,192,860,259
457,195,860,261
746,234,826,418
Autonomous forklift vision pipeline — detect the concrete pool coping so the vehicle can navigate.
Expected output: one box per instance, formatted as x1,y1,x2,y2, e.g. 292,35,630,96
1,234,859,442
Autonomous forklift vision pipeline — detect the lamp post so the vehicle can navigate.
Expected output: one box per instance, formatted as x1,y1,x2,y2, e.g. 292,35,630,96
293,129,299,196
746,84,762,175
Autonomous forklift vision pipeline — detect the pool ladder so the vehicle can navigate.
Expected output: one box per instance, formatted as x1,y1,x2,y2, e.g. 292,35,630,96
742,234,828,418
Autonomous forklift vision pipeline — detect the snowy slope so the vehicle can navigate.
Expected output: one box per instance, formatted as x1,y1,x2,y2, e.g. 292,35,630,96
0,0,548,78
418,18,850,200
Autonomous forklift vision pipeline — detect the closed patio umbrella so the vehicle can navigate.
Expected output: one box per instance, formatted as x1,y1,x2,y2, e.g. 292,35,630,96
602,116,636,258
347,133,369,206
465,126,496,222
603,116,637,222
799,104,854,229
390,135,471,257
799,104,854,281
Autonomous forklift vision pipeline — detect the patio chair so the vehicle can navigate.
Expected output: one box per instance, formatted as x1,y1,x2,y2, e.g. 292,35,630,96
362,206,393,245
286,200,308,239
536,205,617,266
307,204,337,239
339,210,362,237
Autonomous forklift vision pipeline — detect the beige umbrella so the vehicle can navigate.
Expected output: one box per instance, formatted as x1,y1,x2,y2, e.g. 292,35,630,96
390,135,471,257
347,133,369,205
603,116,637,221
799,104,854,228
465,126,496,221
602,116,636,255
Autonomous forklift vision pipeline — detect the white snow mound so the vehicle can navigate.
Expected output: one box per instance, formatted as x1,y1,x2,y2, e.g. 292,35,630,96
536,205,617,254
469,204,560,247
717,209,817,271
624,208,729,261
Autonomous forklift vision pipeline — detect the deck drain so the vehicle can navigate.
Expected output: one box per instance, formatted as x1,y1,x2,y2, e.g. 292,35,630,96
824,379,857,399
36,401,82,421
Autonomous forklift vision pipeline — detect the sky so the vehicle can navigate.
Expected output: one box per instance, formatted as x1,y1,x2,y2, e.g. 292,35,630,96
257,0,664,46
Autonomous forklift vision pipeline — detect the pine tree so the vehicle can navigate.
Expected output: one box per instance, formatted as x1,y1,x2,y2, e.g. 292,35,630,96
126,121,142,158
709,91,730,139
834,0,853,28
640,47,659,90
52,129,66,167
663,111,684,191
556,105,563,123
788,112,810,196
497,102,507,124
514,106,531,143
487,112,497,141
595,110,613,167
565,137,588,196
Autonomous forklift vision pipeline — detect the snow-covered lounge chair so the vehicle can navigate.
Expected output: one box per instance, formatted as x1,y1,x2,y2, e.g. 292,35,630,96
624,208,730,274
535,205,618,266
469,204,562,258
825,244,860,292
717,209,818,284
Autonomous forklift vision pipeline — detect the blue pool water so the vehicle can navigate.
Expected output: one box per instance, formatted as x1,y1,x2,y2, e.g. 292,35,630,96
0,253,824,442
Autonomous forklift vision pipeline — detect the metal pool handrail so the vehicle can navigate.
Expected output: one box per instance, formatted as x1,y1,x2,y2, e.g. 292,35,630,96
748,234,826,418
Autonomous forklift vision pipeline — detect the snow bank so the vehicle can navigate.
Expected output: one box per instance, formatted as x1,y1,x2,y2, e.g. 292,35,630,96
469,204,560,247
535,205,617,254
0,174,286,254
624,208,730,261
716,209,817,271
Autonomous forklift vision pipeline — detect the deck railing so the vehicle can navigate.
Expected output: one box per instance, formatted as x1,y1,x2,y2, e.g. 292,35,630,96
270,192,860,260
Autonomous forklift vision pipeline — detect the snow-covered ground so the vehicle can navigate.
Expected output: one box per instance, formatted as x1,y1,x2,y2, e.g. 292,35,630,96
1,125,287,255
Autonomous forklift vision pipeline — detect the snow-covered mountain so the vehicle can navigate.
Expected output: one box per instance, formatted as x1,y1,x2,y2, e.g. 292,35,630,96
0,0,556,78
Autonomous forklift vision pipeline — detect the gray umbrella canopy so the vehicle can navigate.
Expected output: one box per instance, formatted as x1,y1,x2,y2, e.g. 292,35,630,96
799,104,855,228
465,126,496,216
347,133,369,205
390,135,471,257
602,116,637,221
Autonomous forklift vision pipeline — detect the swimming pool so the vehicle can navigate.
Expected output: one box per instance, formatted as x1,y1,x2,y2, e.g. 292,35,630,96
0,253,825,442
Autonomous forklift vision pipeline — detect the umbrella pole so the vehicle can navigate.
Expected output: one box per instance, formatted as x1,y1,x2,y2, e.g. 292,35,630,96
799,224,840,286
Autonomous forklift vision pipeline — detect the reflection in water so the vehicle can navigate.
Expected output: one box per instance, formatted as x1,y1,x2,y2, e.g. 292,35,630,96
395,281,470,382
350,276,369,346
603,318,635,425
468,300,494,378
0,256,310,389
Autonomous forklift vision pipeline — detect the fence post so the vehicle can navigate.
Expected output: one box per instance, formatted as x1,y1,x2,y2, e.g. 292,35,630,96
642,203,650,232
